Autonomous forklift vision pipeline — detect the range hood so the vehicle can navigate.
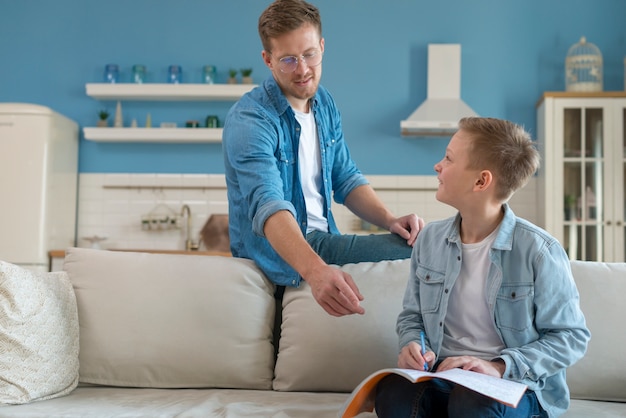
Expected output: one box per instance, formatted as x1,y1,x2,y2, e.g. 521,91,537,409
401,44,478,137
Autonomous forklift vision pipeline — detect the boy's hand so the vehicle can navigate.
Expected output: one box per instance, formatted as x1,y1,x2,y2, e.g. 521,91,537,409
398,341,435,371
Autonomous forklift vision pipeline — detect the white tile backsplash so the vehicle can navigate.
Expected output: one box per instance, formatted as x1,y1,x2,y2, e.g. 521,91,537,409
76,174,538,251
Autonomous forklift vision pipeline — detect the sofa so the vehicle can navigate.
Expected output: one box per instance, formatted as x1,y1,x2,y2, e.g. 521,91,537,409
0,247,624,417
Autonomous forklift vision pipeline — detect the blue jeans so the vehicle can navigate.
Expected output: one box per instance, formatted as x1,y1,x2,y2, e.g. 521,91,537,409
375,374,548,418
306,230,412,265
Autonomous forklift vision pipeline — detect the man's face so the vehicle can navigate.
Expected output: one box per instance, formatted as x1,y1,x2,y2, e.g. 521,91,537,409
262,23,324,111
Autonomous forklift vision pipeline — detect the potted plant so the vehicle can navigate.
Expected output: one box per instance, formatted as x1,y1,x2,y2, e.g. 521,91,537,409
97,110,109,127
227,68,238,84
240,68,253,84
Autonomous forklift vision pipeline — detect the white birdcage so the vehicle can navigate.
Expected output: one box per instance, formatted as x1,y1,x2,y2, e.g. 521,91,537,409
565,36,603,92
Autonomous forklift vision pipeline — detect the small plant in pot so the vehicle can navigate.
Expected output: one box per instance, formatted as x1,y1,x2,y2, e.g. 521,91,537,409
97,110,109,127
240,68,253,84
227,68,238,84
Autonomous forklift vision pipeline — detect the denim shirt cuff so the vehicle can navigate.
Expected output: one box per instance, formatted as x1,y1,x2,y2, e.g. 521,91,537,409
253,200,297,237
334,174,369,204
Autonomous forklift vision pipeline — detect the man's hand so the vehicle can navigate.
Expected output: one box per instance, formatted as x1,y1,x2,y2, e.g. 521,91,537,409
436,355,505,378
343,186,425,246
389,214,425,247
304,265,365,317
263,210,365,317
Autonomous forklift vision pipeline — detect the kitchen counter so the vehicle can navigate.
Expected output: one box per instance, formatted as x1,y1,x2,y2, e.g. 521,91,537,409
48,249,231,271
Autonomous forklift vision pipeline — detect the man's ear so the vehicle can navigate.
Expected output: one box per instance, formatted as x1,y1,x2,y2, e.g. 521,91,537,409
262,50,272,69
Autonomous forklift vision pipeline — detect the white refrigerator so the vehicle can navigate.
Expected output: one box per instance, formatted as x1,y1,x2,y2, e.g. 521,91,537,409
0,103,79,272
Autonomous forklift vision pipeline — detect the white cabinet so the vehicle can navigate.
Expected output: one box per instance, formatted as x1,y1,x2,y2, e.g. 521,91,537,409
537,92,626,262
84,83,256,143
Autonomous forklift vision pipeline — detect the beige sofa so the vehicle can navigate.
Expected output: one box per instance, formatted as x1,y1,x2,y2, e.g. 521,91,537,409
0,247,624,417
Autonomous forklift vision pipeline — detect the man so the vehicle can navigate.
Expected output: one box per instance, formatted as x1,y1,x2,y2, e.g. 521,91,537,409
222,0,424,317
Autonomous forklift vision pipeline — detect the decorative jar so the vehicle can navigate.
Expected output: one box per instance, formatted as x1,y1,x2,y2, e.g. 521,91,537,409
203,65,216,84
104,64,119,83
132,64,146,83
168,65,182,84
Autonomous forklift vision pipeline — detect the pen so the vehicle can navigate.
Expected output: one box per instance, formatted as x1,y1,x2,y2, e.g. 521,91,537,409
420,330,429,371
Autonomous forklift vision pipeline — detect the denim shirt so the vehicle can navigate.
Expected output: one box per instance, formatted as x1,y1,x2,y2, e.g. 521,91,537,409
397,204,590,417
222,76,368,287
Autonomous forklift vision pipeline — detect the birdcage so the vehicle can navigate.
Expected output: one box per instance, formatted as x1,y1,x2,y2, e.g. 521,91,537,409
565,36,603,92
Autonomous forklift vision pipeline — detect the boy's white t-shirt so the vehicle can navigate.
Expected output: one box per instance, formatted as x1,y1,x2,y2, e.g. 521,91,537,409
294,109,328,233
439,226,506,361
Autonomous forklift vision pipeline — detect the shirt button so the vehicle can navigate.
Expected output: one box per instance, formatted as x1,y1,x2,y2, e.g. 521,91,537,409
292,280,296,285
457,256,461,261
444,288,449,293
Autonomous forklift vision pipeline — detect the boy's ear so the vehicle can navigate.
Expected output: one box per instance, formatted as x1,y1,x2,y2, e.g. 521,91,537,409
474,170,493,190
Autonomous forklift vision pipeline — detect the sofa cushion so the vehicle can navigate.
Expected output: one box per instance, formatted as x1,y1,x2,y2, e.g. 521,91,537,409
0,261,79,404
273,259,410,392
63,248,276,390
567,260,626,402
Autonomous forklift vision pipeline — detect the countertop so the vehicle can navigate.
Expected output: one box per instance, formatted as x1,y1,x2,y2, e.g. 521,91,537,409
48,249,232,259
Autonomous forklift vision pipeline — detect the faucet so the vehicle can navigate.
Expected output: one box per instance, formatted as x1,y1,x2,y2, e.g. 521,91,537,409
180,204,198,251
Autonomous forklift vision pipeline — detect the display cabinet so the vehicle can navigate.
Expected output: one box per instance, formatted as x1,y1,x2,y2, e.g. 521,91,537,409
536,92,626,262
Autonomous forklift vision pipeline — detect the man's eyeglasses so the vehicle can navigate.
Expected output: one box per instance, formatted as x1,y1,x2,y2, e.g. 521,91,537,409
274,51,323,73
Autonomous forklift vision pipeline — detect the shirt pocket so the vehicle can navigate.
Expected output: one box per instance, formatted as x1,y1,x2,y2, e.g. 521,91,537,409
416,265,446,314
495,283,534,332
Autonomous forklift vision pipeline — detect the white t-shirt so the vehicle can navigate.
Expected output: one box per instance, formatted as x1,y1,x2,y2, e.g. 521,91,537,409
439,226,506,360
294,109,328,233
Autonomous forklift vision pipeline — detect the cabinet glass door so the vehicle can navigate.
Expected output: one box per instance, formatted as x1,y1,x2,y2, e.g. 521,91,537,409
562,107,604,261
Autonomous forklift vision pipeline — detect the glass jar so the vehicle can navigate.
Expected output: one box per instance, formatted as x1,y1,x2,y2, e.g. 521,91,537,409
132,64,146,84
168,65,182,84
104,64,119,83
203,65,216,84
206,115,219,128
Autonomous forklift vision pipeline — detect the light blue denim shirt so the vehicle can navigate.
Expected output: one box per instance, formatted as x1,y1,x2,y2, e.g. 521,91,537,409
222,76,368,287
397,204,590,417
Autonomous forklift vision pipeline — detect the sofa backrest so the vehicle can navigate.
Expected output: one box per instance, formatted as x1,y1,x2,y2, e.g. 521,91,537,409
567,260,626,402
63,247,276,390
273,259,410,392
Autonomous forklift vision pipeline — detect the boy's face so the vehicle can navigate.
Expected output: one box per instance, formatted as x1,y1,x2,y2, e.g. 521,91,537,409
434,130,480,208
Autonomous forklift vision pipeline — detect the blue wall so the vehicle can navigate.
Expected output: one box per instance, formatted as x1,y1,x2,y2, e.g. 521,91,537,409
2,0,625,175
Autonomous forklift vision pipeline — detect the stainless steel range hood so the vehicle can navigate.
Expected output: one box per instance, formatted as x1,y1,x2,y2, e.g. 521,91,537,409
401,44,478,137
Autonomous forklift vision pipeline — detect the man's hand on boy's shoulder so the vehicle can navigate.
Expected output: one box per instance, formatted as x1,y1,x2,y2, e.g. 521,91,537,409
389,213,425,247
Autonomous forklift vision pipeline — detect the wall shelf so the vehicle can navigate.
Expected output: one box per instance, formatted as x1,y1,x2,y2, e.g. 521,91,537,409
85,83,257,101
83,127,223,143
84,82,255,142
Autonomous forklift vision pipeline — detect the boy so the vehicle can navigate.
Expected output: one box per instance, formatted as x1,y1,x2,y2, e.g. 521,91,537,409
375,117,590,417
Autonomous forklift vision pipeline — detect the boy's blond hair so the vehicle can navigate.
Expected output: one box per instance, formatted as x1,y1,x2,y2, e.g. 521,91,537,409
459,117,540,201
